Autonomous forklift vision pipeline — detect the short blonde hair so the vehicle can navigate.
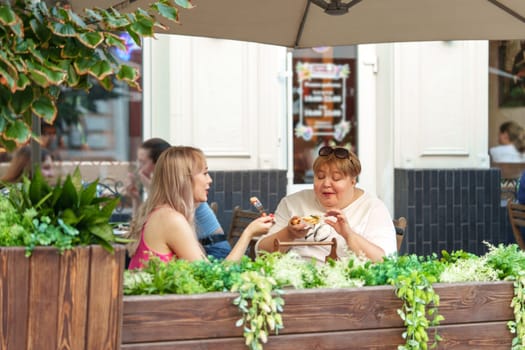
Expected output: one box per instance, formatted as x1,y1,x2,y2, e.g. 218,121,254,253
312,148,361,178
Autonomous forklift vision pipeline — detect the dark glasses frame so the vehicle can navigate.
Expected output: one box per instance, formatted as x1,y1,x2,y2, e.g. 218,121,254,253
318,146,350,159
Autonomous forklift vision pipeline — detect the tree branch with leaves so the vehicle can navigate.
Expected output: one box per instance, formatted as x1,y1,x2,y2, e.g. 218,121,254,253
0,0,192,151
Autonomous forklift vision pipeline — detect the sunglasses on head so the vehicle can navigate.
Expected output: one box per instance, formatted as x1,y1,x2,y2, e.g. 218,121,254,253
318,146,350,159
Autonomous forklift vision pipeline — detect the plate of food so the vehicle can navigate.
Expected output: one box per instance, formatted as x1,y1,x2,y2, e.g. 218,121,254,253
290,215,321,226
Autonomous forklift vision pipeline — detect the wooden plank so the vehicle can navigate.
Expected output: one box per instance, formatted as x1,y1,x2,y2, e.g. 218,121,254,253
279,286,403,332
433,281,514,323
27,248,59,350
0,248,29,350
121,328,404,350
436,321,512,349
122,293,242,343
56,246,89,350
86,245,126,350
121,321,512,349
122,281,514,344
282,282,514,331
113,244,126,348
0,245,123,350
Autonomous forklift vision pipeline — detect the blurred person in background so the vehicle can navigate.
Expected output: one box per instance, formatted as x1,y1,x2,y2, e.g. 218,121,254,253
123,138,232,260
490,121,525,163
0,145,55,185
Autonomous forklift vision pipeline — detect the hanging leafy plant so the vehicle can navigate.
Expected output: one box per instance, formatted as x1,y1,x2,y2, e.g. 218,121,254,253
232,271,285,350
393,270,443,350
0,0,193,151
508,271,525,350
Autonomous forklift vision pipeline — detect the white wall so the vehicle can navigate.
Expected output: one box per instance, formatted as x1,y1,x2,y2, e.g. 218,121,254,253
374,44,396,212
352,40,489,213
356,44,381,200
143,34,288,170
392,41,489,169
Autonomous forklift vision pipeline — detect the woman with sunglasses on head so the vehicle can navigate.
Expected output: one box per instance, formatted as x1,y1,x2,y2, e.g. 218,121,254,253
126,146,274,269
256,146,396,263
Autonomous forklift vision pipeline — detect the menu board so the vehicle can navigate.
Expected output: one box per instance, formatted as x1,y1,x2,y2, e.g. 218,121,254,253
295,62,350,142
292,59,356,184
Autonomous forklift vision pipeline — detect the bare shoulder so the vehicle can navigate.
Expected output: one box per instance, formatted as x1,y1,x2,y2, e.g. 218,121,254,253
151,206,185,220
148,206,191,231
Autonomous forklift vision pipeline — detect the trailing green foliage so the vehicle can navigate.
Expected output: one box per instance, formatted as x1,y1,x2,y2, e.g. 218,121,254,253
123,244,525,349
232,271,284,350
394,271,442,350
0,166,123,255
509,271,525,350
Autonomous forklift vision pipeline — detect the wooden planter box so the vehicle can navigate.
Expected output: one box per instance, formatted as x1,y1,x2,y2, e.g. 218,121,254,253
0,245,125,350
121,281,515,350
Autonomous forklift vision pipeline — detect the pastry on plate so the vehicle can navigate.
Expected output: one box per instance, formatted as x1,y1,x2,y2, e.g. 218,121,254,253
290,215,321,226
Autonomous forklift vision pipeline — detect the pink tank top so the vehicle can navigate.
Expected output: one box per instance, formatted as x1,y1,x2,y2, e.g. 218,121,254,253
128,211,175,270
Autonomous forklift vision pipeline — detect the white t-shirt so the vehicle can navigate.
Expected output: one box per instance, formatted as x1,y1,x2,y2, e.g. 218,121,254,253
490,144,525,163
256,189,397,262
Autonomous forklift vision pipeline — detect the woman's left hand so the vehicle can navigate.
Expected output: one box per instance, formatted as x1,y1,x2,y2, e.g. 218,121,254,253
324,209,387,262
324,209,352,240
138,170,152,191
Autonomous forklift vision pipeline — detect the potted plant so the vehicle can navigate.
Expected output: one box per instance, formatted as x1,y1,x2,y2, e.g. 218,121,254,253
0,167,128,349
122,244,525,350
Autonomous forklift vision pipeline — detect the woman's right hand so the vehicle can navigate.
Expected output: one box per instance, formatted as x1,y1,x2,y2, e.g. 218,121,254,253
286,216,310,240
137,169,152,192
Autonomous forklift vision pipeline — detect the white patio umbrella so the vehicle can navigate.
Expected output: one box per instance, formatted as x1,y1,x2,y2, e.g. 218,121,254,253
73,0,525,48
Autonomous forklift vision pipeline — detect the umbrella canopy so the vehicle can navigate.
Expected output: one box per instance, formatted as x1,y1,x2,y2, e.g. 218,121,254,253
72,0,525,48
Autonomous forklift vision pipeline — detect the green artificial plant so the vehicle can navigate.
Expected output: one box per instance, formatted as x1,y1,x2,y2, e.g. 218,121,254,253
123,244,525,349
1,166,123,254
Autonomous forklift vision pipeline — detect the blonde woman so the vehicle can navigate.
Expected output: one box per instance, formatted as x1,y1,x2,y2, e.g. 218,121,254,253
127,146,274,269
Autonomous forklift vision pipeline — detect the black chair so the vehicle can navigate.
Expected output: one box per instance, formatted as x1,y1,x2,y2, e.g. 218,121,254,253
394,217,407,252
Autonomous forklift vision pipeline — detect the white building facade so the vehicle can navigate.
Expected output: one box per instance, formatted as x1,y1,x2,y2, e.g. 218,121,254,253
142,35,490,214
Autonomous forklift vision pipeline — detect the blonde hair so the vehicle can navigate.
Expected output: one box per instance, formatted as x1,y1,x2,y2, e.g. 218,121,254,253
126,146,207,256
312,148,361,178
